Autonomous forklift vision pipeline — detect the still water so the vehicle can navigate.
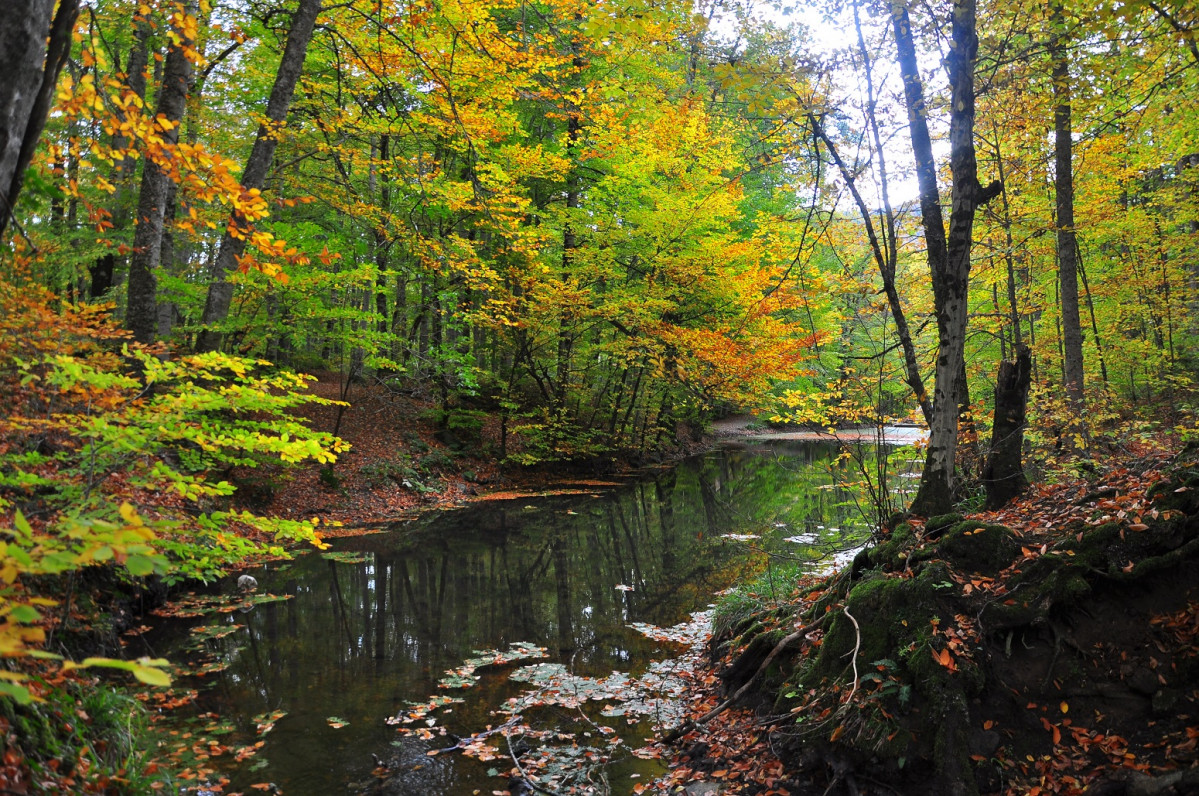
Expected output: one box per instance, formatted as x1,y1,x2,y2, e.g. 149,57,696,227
144,440,912,794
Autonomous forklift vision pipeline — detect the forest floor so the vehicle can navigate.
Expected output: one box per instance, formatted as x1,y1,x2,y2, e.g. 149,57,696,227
257,376,650,533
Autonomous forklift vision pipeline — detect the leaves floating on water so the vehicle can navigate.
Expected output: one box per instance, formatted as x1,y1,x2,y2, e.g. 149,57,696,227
386,694,463,726
253,709,287,736
153,591,292,619
326,716,350,729
435,641,549,690
187,623,243,644
391,611,713,792
320,551,371,564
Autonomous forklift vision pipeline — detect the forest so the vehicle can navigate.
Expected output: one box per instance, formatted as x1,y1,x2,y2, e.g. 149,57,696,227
0,0,1197,792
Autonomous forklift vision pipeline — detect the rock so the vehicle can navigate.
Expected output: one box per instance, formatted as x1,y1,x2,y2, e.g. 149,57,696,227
685,783,722,796
1151,687,1180,716
968,729,1001,758
1126,668,1159,697
237,574,258,592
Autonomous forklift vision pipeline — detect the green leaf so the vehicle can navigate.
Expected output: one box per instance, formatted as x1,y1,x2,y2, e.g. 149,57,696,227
130,663,172,687
124,554,157,577
0,682,34,704
9,604,41,623
13,510,34,541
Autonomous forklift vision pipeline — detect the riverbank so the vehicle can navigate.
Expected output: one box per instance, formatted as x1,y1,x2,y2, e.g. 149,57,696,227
652,439,1199,796
258,383,923,535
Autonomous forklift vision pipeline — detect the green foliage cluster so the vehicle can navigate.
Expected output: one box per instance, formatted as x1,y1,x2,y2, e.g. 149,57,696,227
0,287,346,701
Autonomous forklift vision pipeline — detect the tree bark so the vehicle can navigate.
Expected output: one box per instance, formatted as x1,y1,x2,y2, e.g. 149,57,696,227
1051,0,1085,405
0,0,79,241
126,3,195,344
894,0,1003,517
195,0,322,353
983,345,1031,509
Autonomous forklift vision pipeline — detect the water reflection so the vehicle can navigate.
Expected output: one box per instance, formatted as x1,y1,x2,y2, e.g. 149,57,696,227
148,440,901,794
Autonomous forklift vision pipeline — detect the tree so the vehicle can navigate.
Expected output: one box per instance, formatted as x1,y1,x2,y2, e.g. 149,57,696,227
0,0,79,241
125,1,196,344
1050,0,1085,406
195,0,323,353
893,0,1003,517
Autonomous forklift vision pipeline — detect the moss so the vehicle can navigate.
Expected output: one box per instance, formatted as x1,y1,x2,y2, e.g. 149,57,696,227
927,513,964,534
1147,468,1199,515
861,522,918,571
978,557,1096,632
798,566,948,690
1062,521,1124,568
935,522,1020,575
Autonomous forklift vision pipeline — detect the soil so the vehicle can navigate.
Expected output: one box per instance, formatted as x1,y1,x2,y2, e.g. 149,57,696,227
251,376,649,533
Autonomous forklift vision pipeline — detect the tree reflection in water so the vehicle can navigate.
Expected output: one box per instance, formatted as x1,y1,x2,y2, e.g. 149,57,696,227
150,440,900,794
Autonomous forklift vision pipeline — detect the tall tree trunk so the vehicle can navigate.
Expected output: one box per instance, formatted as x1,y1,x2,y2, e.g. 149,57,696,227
1051,0,1085,404
894,0,1003,518
0,0,79,241
126,3,195,344
195,0,322,353
555,74,583,407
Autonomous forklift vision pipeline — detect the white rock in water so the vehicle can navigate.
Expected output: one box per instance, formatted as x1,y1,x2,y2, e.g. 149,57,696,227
237,574,258,591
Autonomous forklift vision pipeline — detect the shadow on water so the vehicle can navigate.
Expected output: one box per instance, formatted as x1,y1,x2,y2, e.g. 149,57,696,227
143,439,913,794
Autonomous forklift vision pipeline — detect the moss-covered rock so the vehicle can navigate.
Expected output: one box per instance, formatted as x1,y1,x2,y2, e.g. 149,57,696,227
931,521,1020,575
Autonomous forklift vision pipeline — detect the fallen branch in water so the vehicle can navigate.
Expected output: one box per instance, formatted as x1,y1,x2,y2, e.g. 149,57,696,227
429,715,523,755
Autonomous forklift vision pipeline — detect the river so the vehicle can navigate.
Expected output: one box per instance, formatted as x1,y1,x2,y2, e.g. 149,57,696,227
143,438,917,794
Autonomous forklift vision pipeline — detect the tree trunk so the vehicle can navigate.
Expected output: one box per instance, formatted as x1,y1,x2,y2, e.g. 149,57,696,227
0,0,79,241
125,3,195,344
895,0,1003,517
1051,0,1085,405
375,134,391,338
983,345,1031,509
195,0,322,353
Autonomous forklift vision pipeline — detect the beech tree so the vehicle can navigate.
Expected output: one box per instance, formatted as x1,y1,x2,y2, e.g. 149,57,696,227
0,0,79,240
194,0,322,353
892,0,1003,516
126,2,196,344
1050,0,1085,406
